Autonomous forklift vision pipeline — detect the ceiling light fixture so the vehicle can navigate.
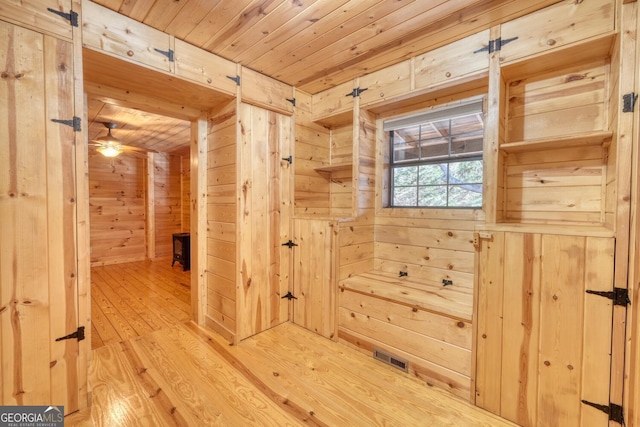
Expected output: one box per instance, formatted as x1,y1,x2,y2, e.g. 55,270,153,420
93,122,124,157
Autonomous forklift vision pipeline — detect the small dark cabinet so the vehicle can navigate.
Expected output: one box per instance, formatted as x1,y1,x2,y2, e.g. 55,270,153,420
172,232,190,271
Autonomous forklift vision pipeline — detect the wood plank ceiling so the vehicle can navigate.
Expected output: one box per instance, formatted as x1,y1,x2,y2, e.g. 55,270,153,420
85,0,562,153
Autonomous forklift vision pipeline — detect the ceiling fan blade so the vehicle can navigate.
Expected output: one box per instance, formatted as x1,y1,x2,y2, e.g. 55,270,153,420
122,144,158,153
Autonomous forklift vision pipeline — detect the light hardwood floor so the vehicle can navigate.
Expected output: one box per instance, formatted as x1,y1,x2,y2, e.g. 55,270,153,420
68,260,514,426
90,259,191,349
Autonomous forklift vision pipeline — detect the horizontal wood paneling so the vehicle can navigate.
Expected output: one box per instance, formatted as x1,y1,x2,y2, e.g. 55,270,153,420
89,153,146,265
206,100,237,340
153,153,182,258
294,90,331,216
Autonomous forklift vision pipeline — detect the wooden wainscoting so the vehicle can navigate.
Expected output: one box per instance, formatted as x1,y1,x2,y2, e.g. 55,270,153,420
67,321,514,426
90,258,191,349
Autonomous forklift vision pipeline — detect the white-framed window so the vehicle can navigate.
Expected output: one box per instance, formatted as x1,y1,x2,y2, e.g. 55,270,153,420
384,100,484,208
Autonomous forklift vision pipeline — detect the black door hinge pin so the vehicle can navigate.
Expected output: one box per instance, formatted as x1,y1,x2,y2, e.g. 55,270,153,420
282,155,293,164
286,98,296,107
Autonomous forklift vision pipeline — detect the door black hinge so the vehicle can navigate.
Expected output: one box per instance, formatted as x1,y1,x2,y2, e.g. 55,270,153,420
581,400,624,424
51,116,81,132
56,326,85,342
47,8,79,27
623,92,637,112
282,240,298,248
153,48,175,62
474,36,518,54
286,98,296,107
586,287,630,306
281,291,297,300
282,155,293,164
346,87,368,98
227,75,241,86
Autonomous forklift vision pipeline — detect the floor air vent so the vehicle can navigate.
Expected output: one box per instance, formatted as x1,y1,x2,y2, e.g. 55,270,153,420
373,348,408,373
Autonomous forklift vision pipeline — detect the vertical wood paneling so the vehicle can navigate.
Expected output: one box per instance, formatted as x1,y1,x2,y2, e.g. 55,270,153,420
293,219,335,339
475,232,614,426
236,103,290,340
499,233,540,426
1,21,79,413
474,231,505,414
1,24,48,405
44,33,79,412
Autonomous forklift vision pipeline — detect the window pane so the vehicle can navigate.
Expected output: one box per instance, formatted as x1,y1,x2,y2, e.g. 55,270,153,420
451,132,483,156
394,186,417,206
393,166,418,186
418,186,447,207
421,137,448,159
388,102,484,209
450,113,483,134
449,160,483,183
449,185,483,207
418,163,447,185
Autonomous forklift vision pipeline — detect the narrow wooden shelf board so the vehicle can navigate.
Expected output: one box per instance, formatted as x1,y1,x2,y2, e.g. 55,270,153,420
501,131,613,153
314,163,353,173
476,223,615,238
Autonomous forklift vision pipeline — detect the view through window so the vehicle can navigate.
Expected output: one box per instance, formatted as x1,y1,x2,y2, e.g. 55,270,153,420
386,100,484,208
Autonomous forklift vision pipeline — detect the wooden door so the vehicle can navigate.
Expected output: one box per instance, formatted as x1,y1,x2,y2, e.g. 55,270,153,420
236,104,292,340
1,20,81,414
475,231,616,426
291,219,336,339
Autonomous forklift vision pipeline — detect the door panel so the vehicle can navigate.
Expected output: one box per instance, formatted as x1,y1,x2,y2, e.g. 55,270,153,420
292,219,335,339
0,21,79,413
236,105,290,340
475,231,614,426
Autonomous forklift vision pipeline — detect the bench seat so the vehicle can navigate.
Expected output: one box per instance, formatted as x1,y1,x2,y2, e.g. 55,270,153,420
339,270,473,321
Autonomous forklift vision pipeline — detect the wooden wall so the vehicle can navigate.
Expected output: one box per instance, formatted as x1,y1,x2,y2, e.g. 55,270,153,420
294,91,331,216
89,151,189,266
205,99,238,342
181,154,191,232
89,153,146,265
153,153,183,257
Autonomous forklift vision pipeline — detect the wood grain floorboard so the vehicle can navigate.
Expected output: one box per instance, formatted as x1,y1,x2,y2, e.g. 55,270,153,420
90,258,191,349
68,259,514,426
68,322,515,426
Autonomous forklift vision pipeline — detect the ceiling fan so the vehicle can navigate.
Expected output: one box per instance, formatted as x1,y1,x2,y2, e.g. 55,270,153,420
89,122,157,158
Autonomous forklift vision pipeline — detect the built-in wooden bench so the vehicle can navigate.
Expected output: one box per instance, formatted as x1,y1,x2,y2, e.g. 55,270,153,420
337,270,474,400
339,270,473,321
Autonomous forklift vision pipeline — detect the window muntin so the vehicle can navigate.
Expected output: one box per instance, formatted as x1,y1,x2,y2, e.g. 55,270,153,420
388,104,484,208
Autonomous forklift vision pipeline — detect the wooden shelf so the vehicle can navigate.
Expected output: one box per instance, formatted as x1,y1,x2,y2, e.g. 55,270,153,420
500,130,613,153
314,163,352,173
476,223,614,238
